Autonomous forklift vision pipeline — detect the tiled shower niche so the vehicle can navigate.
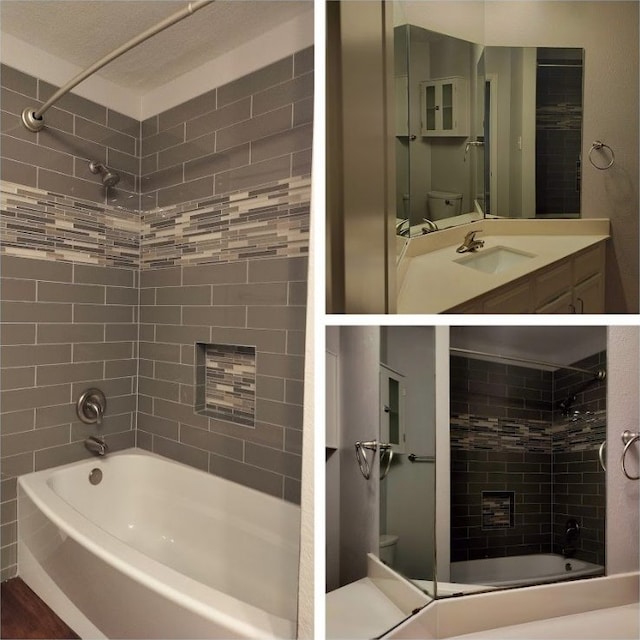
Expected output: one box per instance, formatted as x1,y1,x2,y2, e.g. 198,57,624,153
196,343,256,427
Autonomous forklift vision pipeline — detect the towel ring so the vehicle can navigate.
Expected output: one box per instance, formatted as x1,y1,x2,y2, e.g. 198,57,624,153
589,140,615,170
621,430,639,480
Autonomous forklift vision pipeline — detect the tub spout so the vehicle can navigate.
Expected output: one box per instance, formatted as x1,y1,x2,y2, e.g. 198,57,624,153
85,436,108,457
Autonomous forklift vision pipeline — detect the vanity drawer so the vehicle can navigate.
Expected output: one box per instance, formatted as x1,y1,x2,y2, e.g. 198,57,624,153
534,261,572,307
574,244,604,285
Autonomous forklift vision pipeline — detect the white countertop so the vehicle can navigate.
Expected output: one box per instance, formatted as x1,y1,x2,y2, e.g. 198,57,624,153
447,602,639,639
396,219,610,314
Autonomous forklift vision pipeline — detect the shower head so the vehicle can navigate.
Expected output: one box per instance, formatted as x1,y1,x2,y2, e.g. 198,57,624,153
89,160,120,188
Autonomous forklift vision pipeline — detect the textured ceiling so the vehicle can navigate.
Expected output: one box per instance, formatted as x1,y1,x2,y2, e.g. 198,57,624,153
0,1,312,90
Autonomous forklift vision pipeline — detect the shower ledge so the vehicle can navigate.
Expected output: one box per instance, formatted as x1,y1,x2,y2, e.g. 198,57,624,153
326,555,431,639
383,571,639,639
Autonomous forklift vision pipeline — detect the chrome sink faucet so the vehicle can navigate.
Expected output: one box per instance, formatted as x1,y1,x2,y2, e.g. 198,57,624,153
456,229,484,253
85,435,108,457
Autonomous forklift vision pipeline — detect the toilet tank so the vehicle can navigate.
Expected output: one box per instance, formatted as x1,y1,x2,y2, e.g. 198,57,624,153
427,190,463,221
379,534,399,568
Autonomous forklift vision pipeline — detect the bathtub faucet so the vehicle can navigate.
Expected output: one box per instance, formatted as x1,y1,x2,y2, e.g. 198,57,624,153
85,436,108,457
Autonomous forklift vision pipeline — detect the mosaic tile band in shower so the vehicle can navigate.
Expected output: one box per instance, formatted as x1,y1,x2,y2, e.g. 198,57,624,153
140,175,310,269
1,174,310,270
0,181,139,269
451,414,553,453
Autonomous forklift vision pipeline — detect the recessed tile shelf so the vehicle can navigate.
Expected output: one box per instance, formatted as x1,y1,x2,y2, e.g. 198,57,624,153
195,342,256,427
482,491,515,530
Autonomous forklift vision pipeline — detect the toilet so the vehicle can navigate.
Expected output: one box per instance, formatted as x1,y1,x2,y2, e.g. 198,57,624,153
379,534,399,568
427,190,463,221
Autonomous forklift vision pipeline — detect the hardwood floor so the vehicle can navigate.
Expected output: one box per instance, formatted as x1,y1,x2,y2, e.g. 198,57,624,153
1,578,80,639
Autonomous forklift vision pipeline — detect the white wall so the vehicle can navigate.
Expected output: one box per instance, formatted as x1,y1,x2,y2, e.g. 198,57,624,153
484,0,639,312
338,326,381,586
326,327,341,592
606,326,640,575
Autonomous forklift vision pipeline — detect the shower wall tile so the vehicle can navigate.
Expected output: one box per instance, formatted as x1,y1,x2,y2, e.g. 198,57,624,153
451,352,606,567
0,182,139,268
140,48,313,211
1,67,140,210
0,255,138,579
0,49,312,579
137,255,306,502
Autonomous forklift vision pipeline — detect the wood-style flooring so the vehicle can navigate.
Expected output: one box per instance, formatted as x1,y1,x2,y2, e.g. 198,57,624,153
1,577,80,639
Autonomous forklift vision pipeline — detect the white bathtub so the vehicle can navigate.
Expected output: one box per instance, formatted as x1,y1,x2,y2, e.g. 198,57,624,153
18,448,300,639
451,554,604,588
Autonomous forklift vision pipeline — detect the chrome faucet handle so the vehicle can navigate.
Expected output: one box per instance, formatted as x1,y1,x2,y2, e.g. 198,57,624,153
465,229,482,241
77,388,106,425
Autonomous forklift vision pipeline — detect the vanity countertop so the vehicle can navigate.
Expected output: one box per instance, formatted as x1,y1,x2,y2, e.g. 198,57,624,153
397,219,610,313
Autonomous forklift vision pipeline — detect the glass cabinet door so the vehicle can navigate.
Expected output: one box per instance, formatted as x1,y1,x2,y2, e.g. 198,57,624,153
442,82,453,130
424,84,436,132
380,364,406,451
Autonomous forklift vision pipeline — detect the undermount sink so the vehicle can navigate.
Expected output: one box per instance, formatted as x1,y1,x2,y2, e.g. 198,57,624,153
454,245,536,274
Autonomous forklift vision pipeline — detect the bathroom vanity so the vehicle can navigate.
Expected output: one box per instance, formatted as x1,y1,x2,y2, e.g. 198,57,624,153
397,219,609,314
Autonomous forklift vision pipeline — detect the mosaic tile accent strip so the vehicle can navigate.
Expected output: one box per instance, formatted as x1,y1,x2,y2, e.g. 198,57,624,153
481,491,515,530
200,343,256,427
140,175,310,269
451,414,552,453
1,174,310,271
0,181,139,268
552,409,606,452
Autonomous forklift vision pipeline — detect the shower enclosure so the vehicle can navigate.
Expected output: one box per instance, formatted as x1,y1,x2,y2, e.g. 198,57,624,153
448,335,607,592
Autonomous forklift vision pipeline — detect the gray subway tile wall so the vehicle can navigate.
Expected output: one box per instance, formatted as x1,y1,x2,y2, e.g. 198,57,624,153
0,48,312,579
450,353,606,565
1,66,141,210
0,256,138,579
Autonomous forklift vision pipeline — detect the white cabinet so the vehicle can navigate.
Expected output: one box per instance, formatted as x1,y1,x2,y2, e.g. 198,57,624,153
445,241,606,314
533,244,605,314
326,350,339,449
420,76,469,137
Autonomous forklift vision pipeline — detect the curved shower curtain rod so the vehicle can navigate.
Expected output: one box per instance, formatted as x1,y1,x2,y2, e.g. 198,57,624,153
450,347,606,379
21,0,215,132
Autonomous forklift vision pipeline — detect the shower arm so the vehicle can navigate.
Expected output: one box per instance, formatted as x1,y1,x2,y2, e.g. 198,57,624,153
22,0,215,132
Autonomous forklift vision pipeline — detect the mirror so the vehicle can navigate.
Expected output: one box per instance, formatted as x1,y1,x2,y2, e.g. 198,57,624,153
376,326,607,603
394,25,484,238
393,21,585,237
483,46,584,218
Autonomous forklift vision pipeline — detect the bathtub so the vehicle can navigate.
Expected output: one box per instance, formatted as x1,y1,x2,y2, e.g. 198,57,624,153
451,554,604,588
18,448,300,639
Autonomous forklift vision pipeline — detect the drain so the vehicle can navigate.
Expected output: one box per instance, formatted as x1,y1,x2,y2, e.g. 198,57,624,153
89,468,103,485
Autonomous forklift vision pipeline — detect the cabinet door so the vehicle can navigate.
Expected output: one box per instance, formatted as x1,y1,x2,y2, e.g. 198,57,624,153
574,274,604,313
482,281,533,314
441,81,454,131
536,291,574,314
423,83,437,133
380,364,406,452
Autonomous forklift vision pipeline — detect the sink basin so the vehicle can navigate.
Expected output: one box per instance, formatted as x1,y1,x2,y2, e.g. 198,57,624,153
454,245,535,274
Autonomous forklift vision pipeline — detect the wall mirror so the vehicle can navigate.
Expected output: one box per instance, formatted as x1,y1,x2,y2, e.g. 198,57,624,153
394,19,585,237
376,326,607,602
